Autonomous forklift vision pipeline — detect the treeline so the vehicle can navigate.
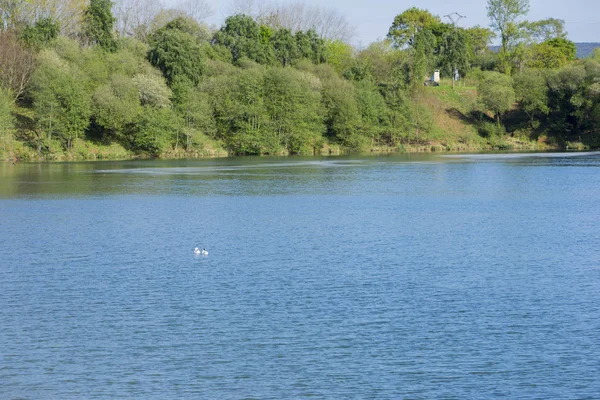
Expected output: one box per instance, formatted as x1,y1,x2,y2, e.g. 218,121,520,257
0,0,599,160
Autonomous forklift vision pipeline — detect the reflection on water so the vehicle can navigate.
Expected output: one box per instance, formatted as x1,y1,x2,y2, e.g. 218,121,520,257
2,152,599,199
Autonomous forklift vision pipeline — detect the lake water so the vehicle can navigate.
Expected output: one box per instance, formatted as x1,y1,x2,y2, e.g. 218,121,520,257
1,153,600,399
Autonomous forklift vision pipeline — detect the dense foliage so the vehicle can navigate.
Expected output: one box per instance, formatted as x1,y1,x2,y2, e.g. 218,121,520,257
0,0,598,160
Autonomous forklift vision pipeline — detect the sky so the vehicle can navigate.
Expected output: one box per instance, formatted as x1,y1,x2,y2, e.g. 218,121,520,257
178,0,600,46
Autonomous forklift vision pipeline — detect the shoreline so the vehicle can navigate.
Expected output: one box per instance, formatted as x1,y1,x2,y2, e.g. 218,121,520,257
1,140,580,163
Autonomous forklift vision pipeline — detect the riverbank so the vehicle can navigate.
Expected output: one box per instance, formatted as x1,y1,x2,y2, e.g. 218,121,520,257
1,79,588,163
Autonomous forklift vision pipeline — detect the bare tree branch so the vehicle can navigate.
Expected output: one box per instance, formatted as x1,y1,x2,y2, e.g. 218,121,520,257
228,0,355,42
0,31,36,102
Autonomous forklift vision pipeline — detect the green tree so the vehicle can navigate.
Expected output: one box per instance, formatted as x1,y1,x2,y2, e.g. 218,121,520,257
526,39,575,69
212,14,272,64
295,29,326,64
31,52,92,150
324,40,354,74
439,27,471,88
132,74,172,108
356,40,409,85
478,70,515,125
132,107,181,155
354,80,389,145
83,0,117,52
263,67,324,153
171,78,216,149
271,28,297,67
20,17,60,50
387,7,440,48
162,16,210,40
546,60,600,135
148,28,206,85
522,18,566,43
204,67,274,154
92,75,142,141
410,29,436,90
513,69,549,127
487,0,529,54
466,26,496,56
0,88,14,154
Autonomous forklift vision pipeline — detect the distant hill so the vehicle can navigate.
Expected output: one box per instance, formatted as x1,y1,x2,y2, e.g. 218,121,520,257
575,43,600,58
489,43,599,59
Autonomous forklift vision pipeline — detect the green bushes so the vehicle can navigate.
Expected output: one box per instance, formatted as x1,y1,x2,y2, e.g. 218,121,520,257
4,3,600,161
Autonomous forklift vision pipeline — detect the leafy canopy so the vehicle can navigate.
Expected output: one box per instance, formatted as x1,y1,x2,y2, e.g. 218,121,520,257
387,7,440,48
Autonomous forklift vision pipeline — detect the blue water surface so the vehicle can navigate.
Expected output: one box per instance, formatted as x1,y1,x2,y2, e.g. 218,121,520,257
1,153,599,399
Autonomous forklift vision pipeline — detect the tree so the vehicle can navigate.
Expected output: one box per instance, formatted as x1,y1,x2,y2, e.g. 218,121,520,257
20,17,60,50
439,27,471,88
521,18,566,43
354,79,389,145
409,29,436,90
212,14,271,64
271,28,297,66
92,75,142,138
83,0,117,51
526,38,575,69
148,28,206,85
174,0,214,22
231,0,355,42
161,16,211,41
317,68,364,149
513,69,549,127
478,71,515,125
31,52,91,150
324,40,353,74
131,106,180,155
131,74,171,108
356,40,409,85
0,31,36,102
171,78,216,149
295,29,325,64
203,66,274,154
112,0,161,39
465,26,496,56
263,67,324,153
487,0,529,54
1,0,86,35
387,7,440,48
0,88,14,154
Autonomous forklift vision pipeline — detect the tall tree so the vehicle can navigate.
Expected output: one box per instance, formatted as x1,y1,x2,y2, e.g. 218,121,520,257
465,26,496,55
83,0,117,51
272,28,297,67
230,0,355,42
175,0,214,22
212,14,271,64
112,0,161,38
149,26,206,85
0,31,36,101
263,67,324,153
513,69,549,128
31,52,91,150
487,0,529,54
478,71,515,125
521,18,566,43
0,88,14,154
387,7,440,48
20,17,60,50
439,27,471,89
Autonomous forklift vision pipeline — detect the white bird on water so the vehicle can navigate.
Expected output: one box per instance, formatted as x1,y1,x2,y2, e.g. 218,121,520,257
194,247,208,256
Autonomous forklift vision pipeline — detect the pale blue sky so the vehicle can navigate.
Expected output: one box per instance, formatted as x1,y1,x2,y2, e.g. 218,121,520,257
194,0,600,46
